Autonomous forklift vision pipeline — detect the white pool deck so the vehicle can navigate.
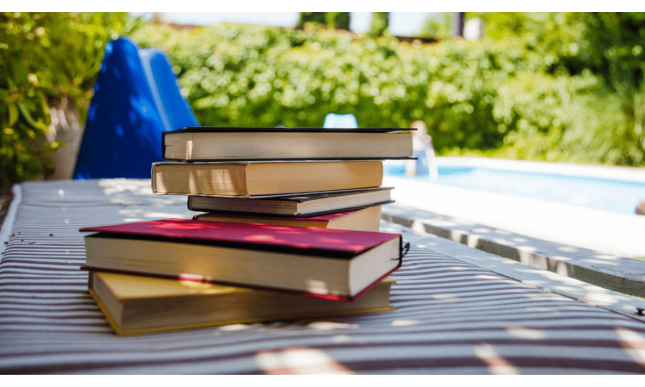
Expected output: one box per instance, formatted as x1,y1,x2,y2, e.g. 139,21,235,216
383,157,645,258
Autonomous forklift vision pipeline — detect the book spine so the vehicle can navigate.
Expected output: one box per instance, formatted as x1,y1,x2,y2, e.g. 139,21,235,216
187,200,395,219
150,164,157,194
161,132,167,159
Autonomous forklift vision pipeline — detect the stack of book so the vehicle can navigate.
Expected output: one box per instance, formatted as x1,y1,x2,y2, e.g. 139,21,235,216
83,126,414,335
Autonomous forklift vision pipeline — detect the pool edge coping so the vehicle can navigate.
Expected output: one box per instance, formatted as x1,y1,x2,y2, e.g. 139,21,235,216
380,219,645,324
382,203,645,300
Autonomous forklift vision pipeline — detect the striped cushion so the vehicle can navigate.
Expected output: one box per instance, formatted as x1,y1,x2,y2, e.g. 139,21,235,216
1,179,645,374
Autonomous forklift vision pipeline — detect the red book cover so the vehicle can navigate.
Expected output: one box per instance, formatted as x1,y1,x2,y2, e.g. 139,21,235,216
80,219,404,301
80,218,400,257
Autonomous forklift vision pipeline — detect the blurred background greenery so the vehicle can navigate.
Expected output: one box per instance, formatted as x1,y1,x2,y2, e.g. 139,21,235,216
1,12,644,190
0,12,136,187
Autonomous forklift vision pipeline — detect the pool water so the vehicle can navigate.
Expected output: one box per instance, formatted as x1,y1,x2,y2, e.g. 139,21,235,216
385,164,645,215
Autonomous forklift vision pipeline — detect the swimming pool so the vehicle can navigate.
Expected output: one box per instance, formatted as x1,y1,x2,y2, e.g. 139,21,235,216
384,159,645,215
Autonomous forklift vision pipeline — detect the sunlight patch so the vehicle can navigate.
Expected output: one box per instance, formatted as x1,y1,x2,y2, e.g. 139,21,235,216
332,335,350,343
308,322,358,331
392,319,419,327
616,328,645,366
256,347,353,375
433,293,459,300
506,326,546,340
582,258,619,265
474,344,519,375
305,280,329,294
584,291,620,305
219,324,250,331
473,227,492,233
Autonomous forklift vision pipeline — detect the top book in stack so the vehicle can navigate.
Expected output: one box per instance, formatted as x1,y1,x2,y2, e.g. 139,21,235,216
162,126,414,161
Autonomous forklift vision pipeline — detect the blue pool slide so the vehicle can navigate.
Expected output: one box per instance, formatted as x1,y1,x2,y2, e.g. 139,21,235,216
73,37,198,179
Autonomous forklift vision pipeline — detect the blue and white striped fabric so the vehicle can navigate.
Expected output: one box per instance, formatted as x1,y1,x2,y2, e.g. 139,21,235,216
1,180,645,374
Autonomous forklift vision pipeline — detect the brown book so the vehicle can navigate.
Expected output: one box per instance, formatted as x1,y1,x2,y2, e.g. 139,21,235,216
89,271,395,335
162,126,414,161
193,205,383,232
152,160,383,197
187,187,393,217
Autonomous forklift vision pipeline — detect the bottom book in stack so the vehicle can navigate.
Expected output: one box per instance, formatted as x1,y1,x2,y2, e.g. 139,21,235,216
89,271,395,335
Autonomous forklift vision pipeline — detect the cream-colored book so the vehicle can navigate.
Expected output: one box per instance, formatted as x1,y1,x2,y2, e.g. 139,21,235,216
162,127,413,161
152,160,383,197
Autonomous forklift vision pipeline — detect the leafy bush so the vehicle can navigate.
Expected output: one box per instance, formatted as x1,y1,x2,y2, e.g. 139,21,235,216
369,13,389,36
560,91,645,165
470,12,645,165
132,14,640,167
325,13,350,30
6,12,642,189
0,12,132,188
133,23,597,154
418,13,452,40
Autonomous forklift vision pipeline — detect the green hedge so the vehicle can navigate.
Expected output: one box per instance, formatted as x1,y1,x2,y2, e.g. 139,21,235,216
443,12,645,165
136,21,645,166
4,15,642,190
133,23,608,157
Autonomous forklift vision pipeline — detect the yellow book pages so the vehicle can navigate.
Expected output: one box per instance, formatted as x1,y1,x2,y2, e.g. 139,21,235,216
195,206,382,232
152,162,249,196
90,272,396,336
162,130,413,161
99,271,395,300
90,288,395,336
152,161,383,197
328,206,381,232
246,161,382,196
98,271,253,300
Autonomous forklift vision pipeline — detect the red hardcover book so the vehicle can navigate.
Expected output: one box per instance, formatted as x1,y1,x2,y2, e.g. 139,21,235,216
80,219,403,301
192,205,382,232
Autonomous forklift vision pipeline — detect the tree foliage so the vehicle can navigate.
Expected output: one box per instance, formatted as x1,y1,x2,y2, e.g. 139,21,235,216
296,12,350,30
326,12,350,30
133,14,645,166
132,23,590,152
4,12,645,191
296,12,327,28
419,13,452,40
0,12,132,188
369,12,389,36
470,12,645,165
